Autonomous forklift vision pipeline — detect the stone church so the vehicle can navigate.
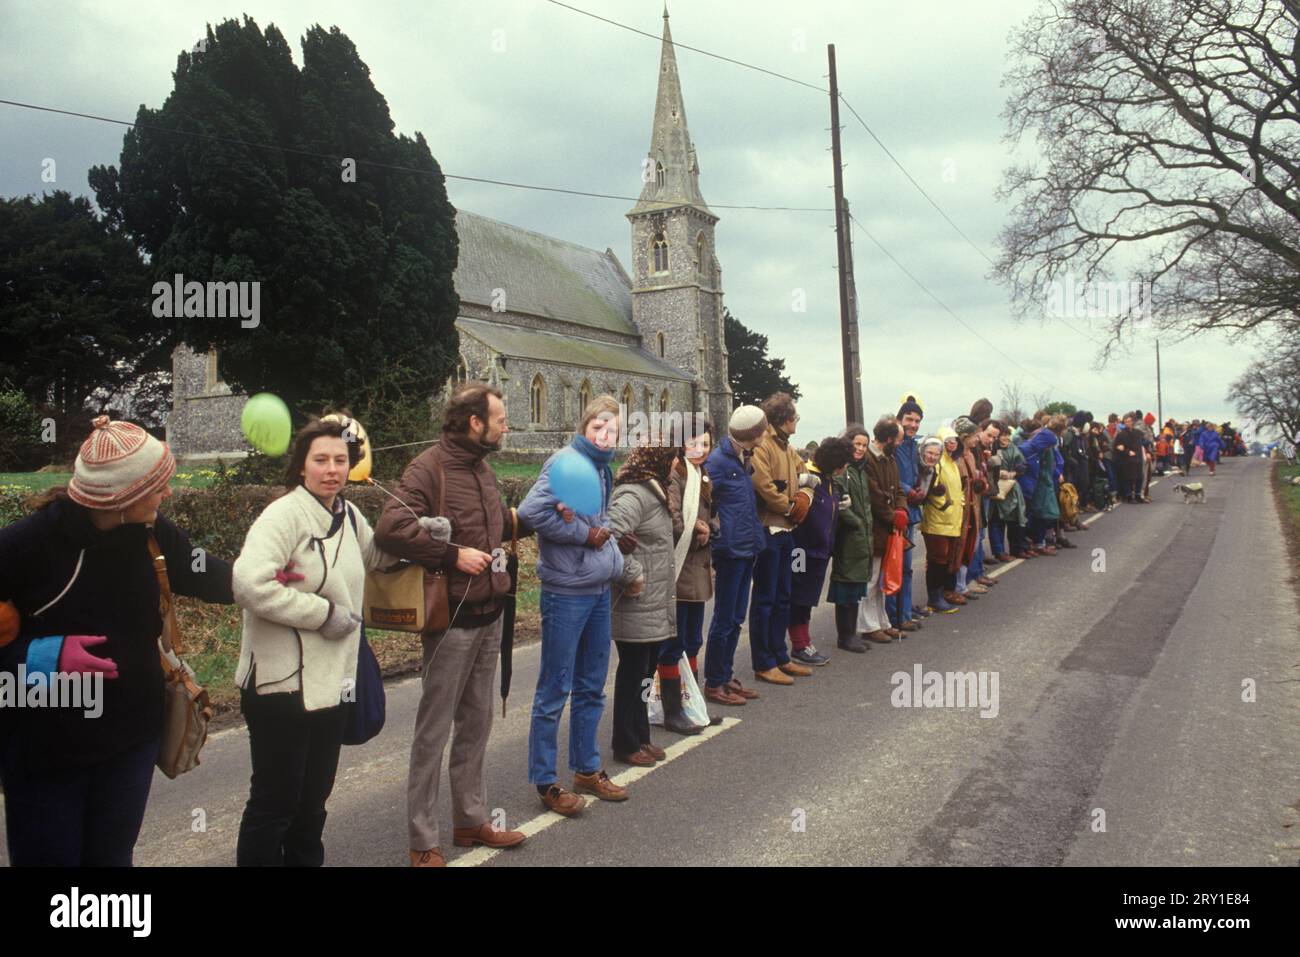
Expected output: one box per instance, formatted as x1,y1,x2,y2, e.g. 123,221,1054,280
167,10,732,459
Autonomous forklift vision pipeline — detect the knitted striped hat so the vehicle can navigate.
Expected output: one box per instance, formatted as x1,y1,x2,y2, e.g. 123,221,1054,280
728,405,767,443
68,416,175,510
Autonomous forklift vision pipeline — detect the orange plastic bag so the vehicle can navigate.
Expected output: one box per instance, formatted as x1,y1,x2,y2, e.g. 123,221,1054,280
881,530,905,595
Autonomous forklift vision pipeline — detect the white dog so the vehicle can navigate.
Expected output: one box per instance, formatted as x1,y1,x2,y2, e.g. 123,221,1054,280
1173,482,1205,504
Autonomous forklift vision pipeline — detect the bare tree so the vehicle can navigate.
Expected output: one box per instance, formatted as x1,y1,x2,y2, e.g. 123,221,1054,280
1227,340,1300,445
997,0,1300,359
1000,379,1028,424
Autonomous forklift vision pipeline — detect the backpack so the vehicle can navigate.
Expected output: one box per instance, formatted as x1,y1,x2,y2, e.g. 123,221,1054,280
1057,482,1079,524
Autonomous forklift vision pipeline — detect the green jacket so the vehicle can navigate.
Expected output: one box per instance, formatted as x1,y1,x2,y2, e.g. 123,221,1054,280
831,459,873,582
993,441,1028,526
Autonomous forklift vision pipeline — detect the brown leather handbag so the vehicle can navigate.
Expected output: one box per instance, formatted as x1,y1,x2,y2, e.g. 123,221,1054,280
363,458,450,634
147,531,212,779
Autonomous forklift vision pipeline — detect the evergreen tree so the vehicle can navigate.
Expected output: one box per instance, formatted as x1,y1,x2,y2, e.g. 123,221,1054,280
724,308,800,406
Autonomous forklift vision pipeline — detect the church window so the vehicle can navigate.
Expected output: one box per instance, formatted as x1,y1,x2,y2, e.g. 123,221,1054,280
652,232,669,274
660,389,670,413
656,332,666,358
655,161,666,188
530,374,546,427
204,350,223,391
621,383,634,413
696,234,708,280
579,378,593,414
455,354,469,384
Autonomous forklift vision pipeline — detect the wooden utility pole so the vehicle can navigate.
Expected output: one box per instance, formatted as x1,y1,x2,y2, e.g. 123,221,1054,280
1156,340,1163,426
828,44,863,426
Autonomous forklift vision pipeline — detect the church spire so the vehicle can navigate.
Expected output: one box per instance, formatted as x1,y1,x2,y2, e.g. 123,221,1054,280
629,6,712,217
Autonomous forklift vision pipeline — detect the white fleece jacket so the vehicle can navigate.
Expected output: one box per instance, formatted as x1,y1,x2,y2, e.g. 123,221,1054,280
232,486,395,710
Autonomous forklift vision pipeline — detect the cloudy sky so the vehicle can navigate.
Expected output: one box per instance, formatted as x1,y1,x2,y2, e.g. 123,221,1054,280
0,0,1273,444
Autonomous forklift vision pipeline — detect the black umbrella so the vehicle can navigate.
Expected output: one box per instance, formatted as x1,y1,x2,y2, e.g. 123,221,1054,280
500,537,520,717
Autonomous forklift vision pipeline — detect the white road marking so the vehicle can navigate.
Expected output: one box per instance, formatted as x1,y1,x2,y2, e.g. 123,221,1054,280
449,716,742,867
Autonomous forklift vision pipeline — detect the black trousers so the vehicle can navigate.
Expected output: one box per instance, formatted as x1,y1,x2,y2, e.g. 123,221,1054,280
236,688,345,867
612,640,662,756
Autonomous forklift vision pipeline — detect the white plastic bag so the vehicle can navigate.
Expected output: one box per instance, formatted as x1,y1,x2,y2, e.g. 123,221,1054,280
647,654,710,728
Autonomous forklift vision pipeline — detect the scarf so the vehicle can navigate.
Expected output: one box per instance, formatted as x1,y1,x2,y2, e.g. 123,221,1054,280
571,434,615,511
615,444,678,487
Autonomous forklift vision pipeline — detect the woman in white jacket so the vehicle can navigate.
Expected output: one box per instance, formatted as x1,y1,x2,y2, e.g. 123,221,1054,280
232,417,395,866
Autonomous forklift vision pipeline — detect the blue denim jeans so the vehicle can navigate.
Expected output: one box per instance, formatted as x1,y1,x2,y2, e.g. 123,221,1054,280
705,556,754,689
886,525,916,625
528,588,612,784
749,530,794,672
989,520,1006,556
969,527,986,579
661,601,706,666
0,734,159,866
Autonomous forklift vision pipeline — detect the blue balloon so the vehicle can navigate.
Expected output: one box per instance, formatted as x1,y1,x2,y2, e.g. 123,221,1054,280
549,449,602,516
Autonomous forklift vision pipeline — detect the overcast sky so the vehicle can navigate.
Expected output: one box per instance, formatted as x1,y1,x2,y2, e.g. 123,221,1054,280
0,0,1274,444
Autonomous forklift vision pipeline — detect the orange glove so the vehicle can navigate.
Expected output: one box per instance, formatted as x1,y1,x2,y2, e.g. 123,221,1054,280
788,488,814,525
0,600,19,649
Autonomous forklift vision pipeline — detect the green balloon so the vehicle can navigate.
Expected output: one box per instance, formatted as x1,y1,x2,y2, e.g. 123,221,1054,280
241,393,292,456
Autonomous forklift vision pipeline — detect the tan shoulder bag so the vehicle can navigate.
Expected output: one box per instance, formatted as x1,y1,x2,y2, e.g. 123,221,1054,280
147,530,212,779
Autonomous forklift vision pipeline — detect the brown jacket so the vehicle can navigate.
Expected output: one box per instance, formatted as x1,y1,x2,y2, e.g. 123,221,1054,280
373,432,521,626
862,443,905,555
667,462,718,602
750,423,807,530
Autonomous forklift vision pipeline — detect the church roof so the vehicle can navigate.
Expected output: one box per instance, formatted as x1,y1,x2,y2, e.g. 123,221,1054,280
453,210,636,336
628,10,713,219
457,316,691,382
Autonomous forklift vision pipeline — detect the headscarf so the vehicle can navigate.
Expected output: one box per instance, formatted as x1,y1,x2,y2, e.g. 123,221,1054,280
615,444,678,488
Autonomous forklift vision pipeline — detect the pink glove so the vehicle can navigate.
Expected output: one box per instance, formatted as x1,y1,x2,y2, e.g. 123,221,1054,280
59,635,119,679
892,509,909,531
274,561,306,586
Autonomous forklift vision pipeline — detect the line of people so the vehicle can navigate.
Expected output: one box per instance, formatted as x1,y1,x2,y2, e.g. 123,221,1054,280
0,384,1218,868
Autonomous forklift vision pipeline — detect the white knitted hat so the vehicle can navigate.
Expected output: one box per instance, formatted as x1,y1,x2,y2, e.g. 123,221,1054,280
68,415,176,510
728,405,767,443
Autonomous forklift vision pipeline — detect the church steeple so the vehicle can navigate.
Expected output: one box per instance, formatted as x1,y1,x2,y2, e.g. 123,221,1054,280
629,6,711,217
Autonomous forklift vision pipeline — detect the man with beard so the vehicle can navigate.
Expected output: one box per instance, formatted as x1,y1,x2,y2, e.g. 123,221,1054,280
376,381,530,867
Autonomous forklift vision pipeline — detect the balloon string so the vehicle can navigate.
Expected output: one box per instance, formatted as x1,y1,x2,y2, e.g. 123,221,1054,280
364,478,472,548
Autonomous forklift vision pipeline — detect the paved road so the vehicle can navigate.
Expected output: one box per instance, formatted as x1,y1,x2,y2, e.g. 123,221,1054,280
4,456,1296,866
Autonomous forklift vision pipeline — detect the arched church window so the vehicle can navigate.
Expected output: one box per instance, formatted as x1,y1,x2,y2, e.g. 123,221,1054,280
696,234,707,280
652,232,669,274
655,161,666,188
621,383,634,413
530,374,546,427
579,378,593,414
656,332,666,358
455,354,469,384
660,389,670,413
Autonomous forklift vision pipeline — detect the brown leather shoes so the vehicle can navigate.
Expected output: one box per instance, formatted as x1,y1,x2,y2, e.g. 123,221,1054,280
453,822,526,849
755,667,794,685
641,742,666,761
900,620,920,632
976,575,997,586
883,627,903,639
540,784,585,816
706,683,746,705
778,660,813,677
615,749,655,767
409,848,446,867
726,678,759,700
943,591,968,605
574,770,629,802
864,630,893,644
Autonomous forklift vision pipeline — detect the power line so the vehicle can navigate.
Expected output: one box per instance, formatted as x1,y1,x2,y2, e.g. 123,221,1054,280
0,98,831,213
848,211,1057,390
540,2,1096,342
542,0,828,94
